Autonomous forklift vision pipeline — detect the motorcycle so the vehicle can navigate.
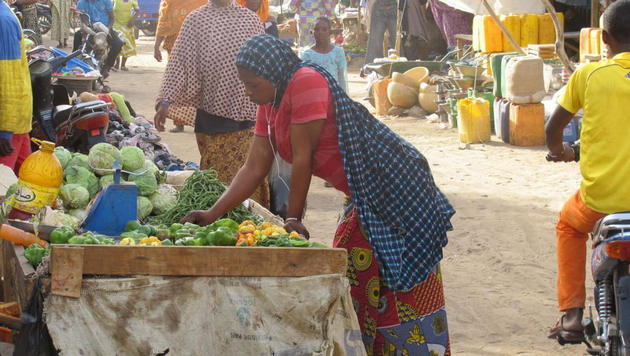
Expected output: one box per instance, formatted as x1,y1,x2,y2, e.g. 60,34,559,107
549,142,630,356
36,2,51,35
73,9,119,71
28,46,110,153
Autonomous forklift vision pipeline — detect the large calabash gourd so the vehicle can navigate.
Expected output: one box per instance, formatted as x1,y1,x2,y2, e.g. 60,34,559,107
418,82,438,113
387,81,418,109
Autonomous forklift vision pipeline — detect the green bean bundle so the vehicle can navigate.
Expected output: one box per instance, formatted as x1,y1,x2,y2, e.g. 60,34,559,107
147,169,261,226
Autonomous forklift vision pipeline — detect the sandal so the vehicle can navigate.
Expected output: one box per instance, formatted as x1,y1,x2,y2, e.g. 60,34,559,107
169,125,184,133
121,67,129,72
547,316,584,343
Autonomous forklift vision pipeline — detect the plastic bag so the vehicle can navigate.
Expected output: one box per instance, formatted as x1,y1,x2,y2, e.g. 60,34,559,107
13,278,58,356
268,154,292,220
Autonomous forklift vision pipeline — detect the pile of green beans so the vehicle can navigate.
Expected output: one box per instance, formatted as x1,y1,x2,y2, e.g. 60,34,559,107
148,169,261,226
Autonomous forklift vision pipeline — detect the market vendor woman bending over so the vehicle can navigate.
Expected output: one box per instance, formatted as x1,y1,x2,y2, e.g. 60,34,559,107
182,35,455,356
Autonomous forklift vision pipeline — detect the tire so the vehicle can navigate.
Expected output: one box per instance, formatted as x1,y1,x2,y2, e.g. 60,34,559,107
23,29,41,46
141,28,156,36
38,14,51,35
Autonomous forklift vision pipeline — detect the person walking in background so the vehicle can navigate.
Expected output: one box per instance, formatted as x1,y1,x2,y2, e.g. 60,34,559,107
301,17,348,93
289,0,333,53
0,0,33,174
12,0,42,44
364,0,398,64
113,0,139,71
429,0,472,50
238,0,278,38
154,0,207,133
50,0,72,48
154,0,269,208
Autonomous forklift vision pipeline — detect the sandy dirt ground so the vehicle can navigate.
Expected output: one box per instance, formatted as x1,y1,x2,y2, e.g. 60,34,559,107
59,34,593,355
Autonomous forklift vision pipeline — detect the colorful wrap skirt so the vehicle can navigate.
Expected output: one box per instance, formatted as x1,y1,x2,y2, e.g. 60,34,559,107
334,205,450,356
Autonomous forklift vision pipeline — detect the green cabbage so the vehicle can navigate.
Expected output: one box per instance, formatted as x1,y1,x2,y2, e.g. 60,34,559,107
145,159,158,177
88,143,121,176
59,184,90,209
128,168,157,197
99,174,125,188
137,196,153,220
65,154,91,177
121,146,145,172
54,147,72,169
65,166,99,199
148,184,177,215
68,208,88,222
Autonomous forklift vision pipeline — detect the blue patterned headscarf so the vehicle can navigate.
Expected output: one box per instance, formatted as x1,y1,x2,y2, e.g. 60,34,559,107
237,35,455,291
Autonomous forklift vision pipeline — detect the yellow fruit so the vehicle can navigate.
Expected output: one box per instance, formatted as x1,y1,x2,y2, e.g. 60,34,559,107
290,231,300,238
119,238,135,246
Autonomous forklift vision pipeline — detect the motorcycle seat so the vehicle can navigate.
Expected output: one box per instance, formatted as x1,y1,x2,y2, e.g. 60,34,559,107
52,105,73,126
592,212,630,242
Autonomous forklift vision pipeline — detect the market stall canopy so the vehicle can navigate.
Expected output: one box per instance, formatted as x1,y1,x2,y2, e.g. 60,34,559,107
438,0,545,15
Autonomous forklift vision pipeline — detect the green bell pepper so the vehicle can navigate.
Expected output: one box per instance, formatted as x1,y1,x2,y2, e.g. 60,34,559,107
213,219,239,232
24,244,49,268
309,242,329,248
50,226,75,244
175,230,194,240
161,239,174,246
207,228,238,246
183,222,200,231
67,236,87,244
169,223,184,235
156,229,171,241
289,238,310,248
125,220,142,232
175,236,194,246
138,225,153,237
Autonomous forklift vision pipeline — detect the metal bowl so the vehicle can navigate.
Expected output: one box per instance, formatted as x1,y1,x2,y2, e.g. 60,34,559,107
454,65,485,79
8,220,55,241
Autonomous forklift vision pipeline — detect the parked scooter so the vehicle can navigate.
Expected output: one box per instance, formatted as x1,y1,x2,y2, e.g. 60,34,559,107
36,2,51,35
28,47,110,153
548,142,630,356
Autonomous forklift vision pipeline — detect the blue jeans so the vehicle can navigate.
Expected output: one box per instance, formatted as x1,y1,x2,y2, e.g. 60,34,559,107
364,13,397,64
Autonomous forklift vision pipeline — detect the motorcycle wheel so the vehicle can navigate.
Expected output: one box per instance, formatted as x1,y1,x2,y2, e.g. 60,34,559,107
141,28,156,36
23,30,41,47
38,14,51,35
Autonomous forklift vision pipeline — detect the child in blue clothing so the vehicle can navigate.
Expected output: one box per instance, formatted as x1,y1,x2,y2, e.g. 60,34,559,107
301,17,348,93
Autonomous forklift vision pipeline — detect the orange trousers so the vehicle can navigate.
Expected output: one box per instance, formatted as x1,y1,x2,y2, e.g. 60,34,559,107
556,190,606,311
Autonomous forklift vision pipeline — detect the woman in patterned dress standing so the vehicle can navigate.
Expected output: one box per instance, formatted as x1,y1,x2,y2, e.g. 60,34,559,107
154,0,270,208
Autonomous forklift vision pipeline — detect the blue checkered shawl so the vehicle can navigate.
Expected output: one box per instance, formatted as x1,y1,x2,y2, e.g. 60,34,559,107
236,35,455,291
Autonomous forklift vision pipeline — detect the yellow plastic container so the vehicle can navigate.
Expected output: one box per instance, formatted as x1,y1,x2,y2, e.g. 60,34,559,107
500,15,521,52
580,28,600,62
509,103,545,147
520,14,539,48
590,29,603,56
472,15,481,52
479,15,503,53
538,13,564,44
457,98,491,144
11,139,63,215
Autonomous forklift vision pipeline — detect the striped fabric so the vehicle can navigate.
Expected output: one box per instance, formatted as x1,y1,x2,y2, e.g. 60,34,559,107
236,35,455,291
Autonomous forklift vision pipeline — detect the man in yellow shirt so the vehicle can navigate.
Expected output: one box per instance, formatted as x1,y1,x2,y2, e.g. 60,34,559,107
546,0,630,342
0,0,33,174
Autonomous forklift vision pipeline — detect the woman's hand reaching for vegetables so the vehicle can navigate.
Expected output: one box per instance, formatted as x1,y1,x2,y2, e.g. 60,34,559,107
181,210,218,227
284,219,310,240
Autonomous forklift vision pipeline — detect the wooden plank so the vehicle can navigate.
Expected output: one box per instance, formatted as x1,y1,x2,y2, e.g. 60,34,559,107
591,0,600,28
0,241,37,311
51,247,84,298
51,245,347,277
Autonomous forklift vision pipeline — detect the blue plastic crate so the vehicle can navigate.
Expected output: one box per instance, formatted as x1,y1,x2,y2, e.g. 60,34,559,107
563,118,580,142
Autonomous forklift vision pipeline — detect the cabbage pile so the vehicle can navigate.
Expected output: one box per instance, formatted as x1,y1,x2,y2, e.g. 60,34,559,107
128,167,157,197
59,184,90,209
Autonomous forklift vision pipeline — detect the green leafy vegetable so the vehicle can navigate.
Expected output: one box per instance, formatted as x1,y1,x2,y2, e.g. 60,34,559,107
137,196,153,220
65,166,99,198
59,184,90,209
54,147,72,169
128,168,157,197
120,146,146,172
88,143,121,176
